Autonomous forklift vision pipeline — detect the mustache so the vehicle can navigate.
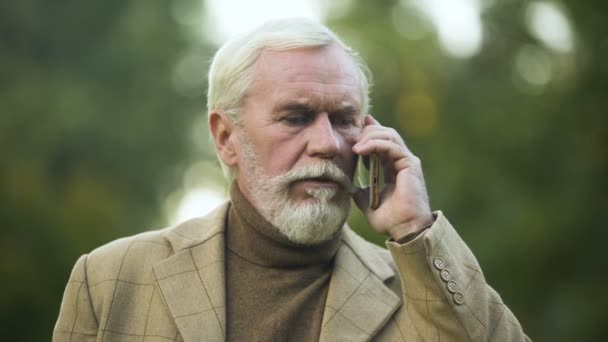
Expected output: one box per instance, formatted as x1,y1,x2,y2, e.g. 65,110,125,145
274,161,357,195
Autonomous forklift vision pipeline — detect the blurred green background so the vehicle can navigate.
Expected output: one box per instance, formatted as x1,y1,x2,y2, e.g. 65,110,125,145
1,0,606,340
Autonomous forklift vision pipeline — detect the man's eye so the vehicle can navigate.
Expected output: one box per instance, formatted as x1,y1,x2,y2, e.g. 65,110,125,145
332,117,356,127
282,114,311,126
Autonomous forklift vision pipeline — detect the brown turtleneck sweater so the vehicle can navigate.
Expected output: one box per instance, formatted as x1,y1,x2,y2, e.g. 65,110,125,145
226,183,341,341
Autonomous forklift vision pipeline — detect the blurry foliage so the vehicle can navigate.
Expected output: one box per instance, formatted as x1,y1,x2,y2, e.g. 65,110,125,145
0,0,606,341
0,0,214,340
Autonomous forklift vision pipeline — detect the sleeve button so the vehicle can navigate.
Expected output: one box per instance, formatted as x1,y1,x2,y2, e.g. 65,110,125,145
447,281,458,293
453,292,465,305
433,257,445,270
440,269,451,281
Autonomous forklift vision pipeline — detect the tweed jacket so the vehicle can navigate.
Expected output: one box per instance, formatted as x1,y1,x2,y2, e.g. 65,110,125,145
54,203,529,341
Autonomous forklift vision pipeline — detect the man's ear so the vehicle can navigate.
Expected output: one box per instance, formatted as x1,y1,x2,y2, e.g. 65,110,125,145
209,110,238,167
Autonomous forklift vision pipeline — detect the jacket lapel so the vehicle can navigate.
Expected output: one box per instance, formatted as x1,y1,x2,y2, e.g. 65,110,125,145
320,227,402,342
153,203,229,342
151,203,400,342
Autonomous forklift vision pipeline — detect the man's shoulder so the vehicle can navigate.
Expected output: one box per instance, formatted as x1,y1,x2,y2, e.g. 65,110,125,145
87,227,171,266
81,225,173,287
84,202,230,282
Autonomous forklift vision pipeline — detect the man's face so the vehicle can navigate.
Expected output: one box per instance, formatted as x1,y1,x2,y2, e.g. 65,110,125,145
233,44,363,244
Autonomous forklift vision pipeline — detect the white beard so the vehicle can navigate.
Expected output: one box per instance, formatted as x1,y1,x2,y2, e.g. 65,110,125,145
237,134,355,245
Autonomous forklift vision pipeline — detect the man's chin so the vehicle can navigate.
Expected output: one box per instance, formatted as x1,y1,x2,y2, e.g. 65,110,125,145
289,193,349,208
272,204,349,245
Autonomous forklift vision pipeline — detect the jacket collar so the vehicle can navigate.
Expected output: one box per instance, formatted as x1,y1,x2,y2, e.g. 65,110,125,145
162,202,230,252
153,202,401,342
152,203,229,341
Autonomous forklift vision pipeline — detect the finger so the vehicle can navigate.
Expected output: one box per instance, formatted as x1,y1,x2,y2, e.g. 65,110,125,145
366,116,401,143
358,128,414,157
358,116,413,154
354,139,408,160
354,119,383,141
356,128,404,146
353,139,418,173
354,125,384,142
365,114,381,126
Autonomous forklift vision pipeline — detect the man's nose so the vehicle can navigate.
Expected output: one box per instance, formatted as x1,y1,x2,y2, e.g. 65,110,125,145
307,114,341,158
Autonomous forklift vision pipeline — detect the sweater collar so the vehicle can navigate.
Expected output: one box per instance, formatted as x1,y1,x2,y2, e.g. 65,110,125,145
226,182,341,268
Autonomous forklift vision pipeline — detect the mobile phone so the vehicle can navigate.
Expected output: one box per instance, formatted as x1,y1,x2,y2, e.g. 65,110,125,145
355,152,381,209
369,153,380,209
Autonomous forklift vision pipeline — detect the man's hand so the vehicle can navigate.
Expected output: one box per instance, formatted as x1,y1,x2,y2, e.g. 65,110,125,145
352,115,434,241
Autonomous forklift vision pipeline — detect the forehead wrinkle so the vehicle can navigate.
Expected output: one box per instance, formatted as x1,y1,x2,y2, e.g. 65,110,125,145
250,46,363,111
281,81,360,104
284,69,360,85
273,89,359,114
255,46,361,86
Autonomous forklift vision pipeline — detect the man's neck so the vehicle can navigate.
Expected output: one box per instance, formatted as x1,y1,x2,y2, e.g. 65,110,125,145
227,181,341,267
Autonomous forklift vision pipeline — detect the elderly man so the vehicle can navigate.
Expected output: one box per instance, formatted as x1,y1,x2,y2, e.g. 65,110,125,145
54,19,529,341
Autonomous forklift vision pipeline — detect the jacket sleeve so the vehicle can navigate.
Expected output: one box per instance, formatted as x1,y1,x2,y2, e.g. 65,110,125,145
53,254,99,342
386,211,531,341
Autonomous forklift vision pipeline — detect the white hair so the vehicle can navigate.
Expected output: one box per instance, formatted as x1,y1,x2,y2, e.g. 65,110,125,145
207,18,372,181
